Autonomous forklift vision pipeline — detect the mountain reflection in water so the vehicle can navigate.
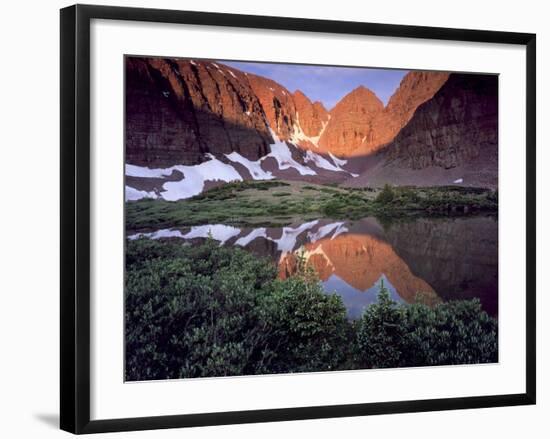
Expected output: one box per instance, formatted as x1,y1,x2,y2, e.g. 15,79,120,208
128,216,498,319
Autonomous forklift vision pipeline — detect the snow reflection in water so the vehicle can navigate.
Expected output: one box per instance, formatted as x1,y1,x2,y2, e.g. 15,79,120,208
128,216,498,319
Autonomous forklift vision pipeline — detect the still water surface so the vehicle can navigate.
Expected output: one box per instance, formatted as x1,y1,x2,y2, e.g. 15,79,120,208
129,216,498,319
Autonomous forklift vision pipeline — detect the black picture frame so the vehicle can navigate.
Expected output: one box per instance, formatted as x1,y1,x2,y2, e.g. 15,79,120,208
60,4,536,434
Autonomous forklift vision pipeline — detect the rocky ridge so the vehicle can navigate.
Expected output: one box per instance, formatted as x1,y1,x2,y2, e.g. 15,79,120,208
384,73,498,169
126,57,273,166
126,57,498,200
345,73,498,188
317,86,384,156
316,72,450,157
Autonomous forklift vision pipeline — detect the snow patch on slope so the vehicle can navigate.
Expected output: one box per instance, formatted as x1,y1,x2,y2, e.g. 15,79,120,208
288,116,357,177
304,150,344,173
234,126,319,177
266,128,316,176
125,116,364,201
303,150,358,177
290,113,322,148
225,152,274,180
126,164,173,178
125,186,158,201
125,154,242,201
328,152,347,167
328,152,358,177
162,155,242,200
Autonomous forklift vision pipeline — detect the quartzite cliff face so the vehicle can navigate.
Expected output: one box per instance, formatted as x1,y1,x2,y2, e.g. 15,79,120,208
126,58,454,165
126,57,498,198
126,57,273,166
385,73,498,170
245,73,298,141
345,73,498,188
317,72,449,157
127,57,334,165
292,90,329,149
318,86,384,156
369,71,450,153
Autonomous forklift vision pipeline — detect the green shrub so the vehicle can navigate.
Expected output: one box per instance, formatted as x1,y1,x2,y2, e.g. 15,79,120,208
125,238,278,380
376,184,395,204
126,239,350,380
356,281,407,368
321,199,347,216
272,192,292,197
356,286,498,368
402,298,498,366
126,239,498,380
396,187,420,203
259,276,349,373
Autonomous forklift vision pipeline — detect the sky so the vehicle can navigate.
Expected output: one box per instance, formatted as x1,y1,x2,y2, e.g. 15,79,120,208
223,61,408,109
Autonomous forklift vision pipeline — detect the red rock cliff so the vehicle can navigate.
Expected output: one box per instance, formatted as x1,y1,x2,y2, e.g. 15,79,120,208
126,57,272,166
370,71,450,152
293,90,329,138
246,73,298,141
318,86,384,156
384,73,498,169
317,72,449,157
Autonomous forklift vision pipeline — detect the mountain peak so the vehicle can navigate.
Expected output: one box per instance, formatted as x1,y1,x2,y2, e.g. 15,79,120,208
386,71,449,113
128,57,451,164
352,84,377,97
318,86,383,156
293,89,309,100
357,70,450,154
334,86,384,113
293,89,329,141
246,73,297,141
312,101,327,113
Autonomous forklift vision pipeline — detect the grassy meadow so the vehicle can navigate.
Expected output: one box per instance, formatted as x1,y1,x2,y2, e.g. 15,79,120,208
126,180,498,230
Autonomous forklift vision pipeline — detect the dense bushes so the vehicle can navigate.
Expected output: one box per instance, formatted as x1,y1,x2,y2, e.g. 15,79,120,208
356,281,498,368
375,184,395,204
260,276,350,373
192,180,291,200
126,239,498,381
125,238,277,380
125,239,349,380
373,184,497,213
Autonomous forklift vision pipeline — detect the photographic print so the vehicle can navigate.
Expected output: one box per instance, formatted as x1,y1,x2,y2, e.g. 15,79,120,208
124,56,498,382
